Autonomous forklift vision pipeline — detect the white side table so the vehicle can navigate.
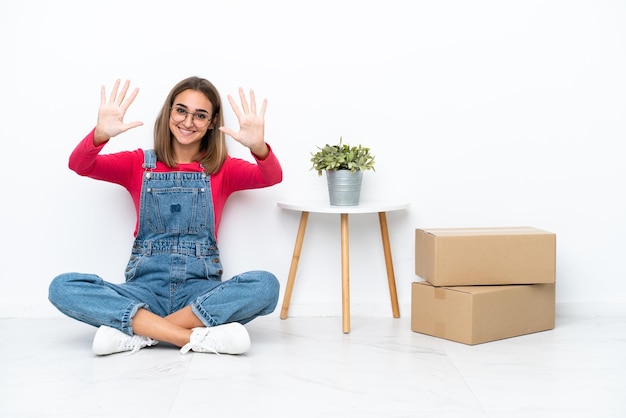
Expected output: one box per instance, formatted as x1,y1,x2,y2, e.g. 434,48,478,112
277,200,409,333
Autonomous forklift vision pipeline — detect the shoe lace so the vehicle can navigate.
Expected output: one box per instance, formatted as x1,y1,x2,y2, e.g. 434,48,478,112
123,335,152,355
180,328,221,355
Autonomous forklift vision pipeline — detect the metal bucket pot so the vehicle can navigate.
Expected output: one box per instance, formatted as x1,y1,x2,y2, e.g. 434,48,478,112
326,170,363,206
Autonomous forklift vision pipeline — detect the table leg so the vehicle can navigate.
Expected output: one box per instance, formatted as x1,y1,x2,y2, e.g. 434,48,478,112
378,212,400,318
280,211,309,320
341,213,350,333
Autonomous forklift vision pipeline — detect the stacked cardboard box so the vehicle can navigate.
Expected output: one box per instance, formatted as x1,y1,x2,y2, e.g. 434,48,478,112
411,227,556,345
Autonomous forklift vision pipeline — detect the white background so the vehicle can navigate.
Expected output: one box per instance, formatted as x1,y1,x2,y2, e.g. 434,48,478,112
1,0,624,318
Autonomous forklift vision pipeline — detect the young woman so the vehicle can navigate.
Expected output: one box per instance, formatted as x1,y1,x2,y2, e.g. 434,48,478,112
49,77,282,356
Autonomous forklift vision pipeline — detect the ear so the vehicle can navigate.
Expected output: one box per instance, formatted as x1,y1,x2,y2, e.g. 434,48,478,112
208,113,217,130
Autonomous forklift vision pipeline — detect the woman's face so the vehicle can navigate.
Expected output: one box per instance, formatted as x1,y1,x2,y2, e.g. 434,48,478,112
169,89,214,149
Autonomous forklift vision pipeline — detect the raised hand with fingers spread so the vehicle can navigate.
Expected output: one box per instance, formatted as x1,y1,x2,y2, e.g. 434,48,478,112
219,87,269,159
94,79,144,145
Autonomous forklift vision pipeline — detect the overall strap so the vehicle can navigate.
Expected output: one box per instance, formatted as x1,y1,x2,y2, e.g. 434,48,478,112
142,149,157,170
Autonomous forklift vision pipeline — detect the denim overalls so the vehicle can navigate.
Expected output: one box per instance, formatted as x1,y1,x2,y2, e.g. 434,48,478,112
49,150,279,336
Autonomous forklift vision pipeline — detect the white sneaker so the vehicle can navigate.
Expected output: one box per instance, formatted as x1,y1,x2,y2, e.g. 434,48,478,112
92,325,158,355
180,322,251,355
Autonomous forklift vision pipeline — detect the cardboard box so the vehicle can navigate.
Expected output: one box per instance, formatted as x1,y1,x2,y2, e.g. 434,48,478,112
411,281,555,345
415,227,556,286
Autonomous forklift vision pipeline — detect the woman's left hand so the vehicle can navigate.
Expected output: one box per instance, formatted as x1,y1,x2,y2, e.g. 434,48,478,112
219,88,269,159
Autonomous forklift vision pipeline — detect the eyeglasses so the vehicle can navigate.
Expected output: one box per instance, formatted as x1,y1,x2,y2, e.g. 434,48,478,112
170,106,212,127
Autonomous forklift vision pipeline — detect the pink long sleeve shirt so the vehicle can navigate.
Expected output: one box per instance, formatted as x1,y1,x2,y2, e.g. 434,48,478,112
69,129,283,240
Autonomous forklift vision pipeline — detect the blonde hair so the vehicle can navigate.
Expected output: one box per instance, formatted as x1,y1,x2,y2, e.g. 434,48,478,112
153,76,227,174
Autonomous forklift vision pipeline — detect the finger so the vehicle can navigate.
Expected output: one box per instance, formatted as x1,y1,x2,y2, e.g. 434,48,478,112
112,121,144,137
109,79,121,103
249,89,257,114
259,98,267,120
100,85,106,106
227,94,243,119
120,87,140,112
238,87,250,114
218,126,236,139
123,121,144,131
116,79,131,106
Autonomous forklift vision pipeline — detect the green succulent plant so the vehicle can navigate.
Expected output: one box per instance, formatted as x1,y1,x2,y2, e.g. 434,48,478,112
310,137,376,176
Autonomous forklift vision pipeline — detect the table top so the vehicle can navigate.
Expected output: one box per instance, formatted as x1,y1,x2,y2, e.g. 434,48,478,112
277,200,409,214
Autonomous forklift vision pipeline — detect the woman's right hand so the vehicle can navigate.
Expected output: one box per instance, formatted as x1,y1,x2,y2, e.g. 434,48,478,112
93,79,144,145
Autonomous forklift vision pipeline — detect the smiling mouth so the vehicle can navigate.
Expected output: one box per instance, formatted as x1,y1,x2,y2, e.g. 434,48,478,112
177,126,196,135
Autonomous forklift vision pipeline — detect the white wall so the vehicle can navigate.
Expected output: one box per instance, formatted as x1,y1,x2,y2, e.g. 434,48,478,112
1,0,625,318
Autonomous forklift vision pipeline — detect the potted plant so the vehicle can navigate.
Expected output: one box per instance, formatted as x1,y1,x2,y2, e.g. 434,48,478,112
310,137,375,206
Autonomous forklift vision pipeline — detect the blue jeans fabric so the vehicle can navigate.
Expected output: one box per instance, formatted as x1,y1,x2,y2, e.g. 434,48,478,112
49,150,279,336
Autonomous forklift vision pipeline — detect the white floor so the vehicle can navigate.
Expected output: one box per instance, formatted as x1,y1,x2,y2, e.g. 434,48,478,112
1,307,625,418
